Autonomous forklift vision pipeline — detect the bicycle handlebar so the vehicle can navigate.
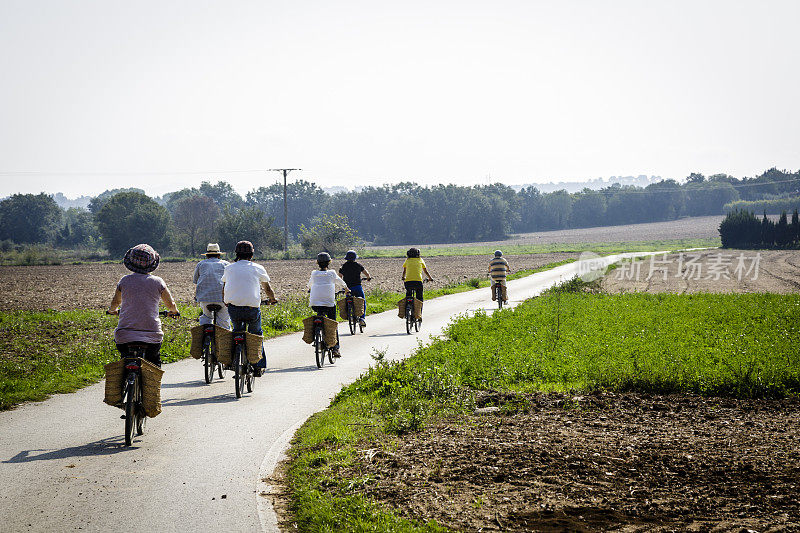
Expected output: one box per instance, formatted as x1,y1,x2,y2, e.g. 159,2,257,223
106,309,179,318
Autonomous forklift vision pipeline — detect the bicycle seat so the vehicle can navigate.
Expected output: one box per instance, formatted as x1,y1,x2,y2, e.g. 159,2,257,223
206,304,222,312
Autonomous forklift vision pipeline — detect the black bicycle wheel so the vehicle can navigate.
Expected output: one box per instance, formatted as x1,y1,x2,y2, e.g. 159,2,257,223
359,320,364,333
203,337,214,384
348,302,357,335
234,344,244,398
246,363,254,393
414,316,420,332
405,305,413,335
124,379,135,446
497,286,503,309
328,346,335,364
314,327,325,368
217,360,224,379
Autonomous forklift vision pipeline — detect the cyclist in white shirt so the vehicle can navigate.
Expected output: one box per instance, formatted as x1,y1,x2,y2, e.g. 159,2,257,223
221,240,277,376
308,252,349,357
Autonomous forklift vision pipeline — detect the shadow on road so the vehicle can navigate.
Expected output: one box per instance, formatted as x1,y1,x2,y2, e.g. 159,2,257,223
161,394,238,407
3,436,130,463
161,380,212,389
266,365,320,374
369,332,415,338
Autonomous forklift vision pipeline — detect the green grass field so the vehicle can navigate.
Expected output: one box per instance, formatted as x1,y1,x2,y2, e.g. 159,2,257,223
285,287,800,532
361,237,720,258
0,237,720,265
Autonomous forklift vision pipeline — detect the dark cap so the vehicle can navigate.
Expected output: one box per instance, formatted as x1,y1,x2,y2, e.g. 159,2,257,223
235,240,254,254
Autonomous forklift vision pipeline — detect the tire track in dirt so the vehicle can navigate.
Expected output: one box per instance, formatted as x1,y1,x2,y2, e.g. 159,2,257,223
758,251,800,291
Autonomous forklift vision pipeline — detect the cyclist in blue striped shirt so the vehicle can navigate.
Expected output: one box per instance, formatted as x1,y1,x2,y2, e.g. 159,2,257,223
193,243,231,329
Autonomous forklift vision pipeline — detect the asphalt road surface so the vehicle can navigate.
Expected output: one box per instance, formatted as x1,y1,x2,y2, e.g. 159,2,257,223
0,254,652,532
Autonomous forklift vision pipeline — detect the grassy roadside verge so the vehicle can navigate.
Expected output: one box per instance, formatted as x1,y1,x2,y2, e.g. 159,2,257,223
284,287,800,531
0,304,193,410
0,259,576,410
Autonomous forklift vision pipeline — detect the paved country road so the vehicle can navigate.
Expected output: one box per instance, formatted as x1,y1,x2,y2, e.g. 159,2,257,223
0,254,654,533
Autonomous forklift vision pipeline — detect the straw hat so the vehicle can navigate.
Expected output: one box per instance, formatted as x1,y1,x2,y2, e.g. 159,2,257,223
201,243,225,256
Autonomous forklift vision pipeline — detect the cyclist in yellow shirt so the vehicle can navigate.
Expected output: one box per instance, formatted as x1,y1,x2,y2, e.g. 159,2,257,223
401,248,434,317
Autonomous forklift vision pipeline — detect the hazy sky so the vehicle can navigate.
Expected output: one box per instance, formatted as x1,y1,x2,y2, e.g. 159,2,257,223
1,1,798,198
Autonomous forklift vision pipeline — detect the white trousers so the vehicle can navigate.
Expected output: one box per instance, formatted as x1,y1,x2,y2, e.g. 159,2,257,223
198,301,231,330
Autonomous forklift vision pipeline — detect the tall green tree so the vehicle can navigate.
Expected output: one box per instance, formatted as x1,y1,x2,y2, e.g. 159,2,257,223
760,212,775,247
299,214,359,256
56,207,100,247
0,193,62,244
88,188,145,214
570,189,607,228
684,181,740,216
246,180,327,238
172,195,220,256
776,211,791,247
198,181,244,211
95,192,170,256
216,207,282,255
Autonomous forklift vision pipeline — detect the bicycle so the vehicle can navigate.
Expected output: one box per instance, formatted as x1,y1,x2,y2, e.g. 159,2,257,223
120,344,147,446
403,280,429,335
312,290,344,368
108,309,178,446
494,282,504,309
232,330,255,398
344,278,370,335
202,304,225,384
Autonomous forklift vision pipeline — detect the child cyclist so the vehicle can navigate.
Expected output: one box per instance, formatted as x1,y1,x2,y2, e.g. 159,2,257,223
401,247,434,320
308,252,350,357
338,250,372,328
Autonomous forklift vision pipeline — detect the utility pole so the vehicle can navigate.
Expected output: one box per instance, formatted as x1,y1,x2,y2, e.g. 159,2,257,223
268,168,301,252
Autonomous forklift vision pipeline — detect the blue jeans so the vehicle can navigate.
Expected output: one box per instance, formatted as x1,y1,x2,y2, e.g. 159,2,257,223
226,304,266,368
348,285,366,319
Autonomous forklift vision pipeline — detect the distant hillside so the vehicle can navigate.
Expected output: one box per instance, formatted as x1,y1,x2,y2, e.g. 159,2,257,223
514,175,663,193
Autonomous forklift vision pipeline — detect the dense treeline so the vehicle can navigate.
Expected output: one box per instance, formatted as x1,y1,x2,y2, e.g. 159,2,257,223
724,196,800,215
1,167,798,256
719,209,800,248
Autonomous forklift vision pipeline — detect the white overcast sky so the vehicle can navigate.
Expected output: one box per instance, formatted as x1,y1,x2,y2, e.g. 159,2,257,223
0,0,798,198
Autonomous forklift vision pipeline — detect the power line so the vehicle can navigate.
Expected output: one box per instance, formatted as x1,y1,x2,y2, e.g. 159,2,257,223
0,169,266,176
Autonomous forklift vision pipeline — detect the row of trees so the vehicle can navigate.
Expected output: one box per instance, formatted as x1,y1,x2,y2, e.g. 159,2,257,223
1,167,798,256
719,209,800,248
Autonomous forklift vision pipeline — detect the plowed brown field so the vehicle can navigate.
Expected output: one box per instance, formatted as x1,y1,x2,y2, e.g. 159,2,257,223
601,249,800,294
0,253,577,311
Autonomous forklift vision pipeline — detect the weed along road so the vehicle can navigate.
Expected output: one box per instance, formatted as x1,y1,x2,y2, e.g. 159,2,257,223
0,253,656,532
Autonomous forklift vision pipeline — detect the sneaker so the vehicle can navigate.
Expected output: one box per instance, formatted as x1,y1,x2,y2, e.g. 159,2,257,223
252,367,263,377
358,318,366,327
332,348,341,358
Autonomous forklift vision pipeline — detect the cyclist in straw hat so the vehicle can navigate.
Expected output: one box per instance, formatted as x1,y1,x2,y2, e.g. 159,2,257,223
193,243,231,329
107,243,180,367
